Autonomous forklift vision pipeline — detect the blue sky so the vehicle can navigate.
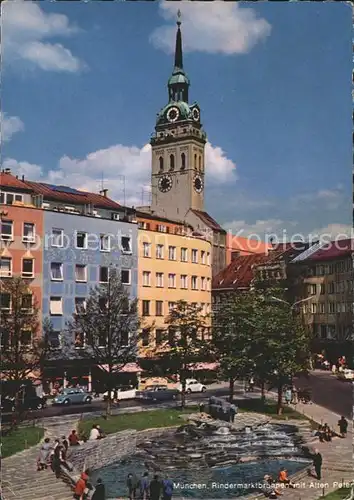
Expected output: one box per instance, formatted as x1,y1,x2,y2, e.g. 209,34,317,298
2,1,352,241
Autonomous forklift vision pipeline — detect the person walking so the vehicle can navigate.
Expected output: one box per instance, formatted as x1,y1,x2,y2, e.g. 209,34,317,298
229,403,237,424
61,435,69,453
149,475,162,500
127,473,139,499
338,416,348,438
284,388,292,405
52,444,65,479
92,478,105,500
37,438,52,471
313,449,323,480
73,471,89,500
139,472,150,500
162,477,174,500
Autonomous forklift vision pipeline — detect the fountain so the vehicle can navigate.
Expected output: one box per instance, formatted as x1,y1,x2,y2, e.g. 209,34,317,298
90,420,311,498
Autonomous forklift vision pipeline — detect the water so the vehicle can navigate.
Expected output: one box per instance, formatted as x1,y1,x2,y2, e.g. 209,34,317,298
91,423,311,498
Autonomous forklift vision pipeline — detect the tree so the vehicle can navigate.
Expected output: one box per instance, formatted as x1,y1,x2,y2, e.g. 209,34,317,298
0,277,51,424
65,268,140,416
149,301,209,408
212,293,256,402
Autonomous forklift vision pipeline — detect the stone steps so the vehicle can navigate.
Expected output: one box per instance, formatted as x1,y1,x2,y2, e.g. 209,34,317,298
2,470,73,500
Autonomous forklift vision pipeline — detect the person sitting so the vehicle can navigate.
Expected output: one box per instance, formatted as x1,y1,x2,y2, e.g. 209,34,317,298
89,424,100,440
338,416,348,438
262,476,282,498
69,430,80,446
96,425,105,439
314,425,325,442
323,424,332,442
73,471,89,500
278,468,294,487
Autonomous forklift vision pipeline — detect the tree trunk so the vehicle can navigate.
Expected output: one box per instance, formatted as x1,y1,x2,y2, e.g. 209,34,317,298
229,377,235,402
260,379,266,404
277,381,283,415
181,377,186,409
106,372,112,418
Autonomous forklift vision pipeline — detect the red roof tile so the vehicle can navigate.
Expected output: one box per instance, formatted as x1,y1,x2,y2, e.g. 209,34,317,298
305,238,353,262
24,181,122,210
0,172,32,191
191,209,225,232
212,253,269,290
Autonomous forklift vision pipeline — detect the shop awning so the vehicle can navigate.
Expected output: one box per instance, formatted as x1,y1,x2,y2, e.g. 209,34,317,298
98,362,141,373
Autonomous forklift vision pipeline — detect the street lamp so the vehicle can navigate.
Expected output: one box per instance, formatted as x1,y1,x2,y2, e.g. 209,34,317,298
270,296,313,310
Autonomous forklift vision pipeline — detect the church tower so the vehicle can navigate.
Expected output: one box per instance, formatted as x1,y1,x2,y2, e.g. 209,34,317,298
150,12,207,221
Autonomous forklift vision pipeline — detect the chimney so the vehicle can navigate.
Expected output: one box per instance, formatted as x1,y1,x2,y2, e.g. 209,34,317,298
4,168,11,174
231,251,240,261
99,189,108,198
22,175,25,182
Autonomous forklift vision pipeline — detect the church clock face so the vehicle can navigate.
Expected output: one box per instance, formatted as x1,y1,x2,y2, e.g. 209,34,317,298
192,108,200,122
194,175,203,193
166,107,179,123
158,174,173,193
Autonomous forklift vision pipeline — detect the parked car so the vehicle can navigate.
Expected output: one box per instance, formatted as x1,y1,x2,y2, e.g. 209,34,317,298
0,395,47,411
337,369,354,381
136,385,179,402
103,385,136,401
53,388,92,405
178,379,207,394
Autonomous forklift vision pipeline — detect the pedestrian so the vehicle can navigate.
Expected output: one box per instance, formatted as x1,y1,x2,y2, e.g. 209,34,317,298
52,444,65,479
312,449,322,480
323,423,332,442
96,425,105,439
248,377,254,392
291,386,298,404
89,424,100,440
229,403,237,424
69,430,80,446
61,435,69,453
162,477,174,500
73,471,89,500
139,472,150,500
314,425,325,443
338,416,348,438
92,478,105,500
127,472,139,499
37,438,52,471
331,364,337,375
149,474,162,500
284,388,292,405
199,402,205,414
278,467,294,488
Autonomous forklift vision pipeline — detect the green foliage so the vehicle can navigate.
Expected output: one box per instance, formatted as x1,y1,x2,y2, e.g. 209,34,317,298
2,426,44,457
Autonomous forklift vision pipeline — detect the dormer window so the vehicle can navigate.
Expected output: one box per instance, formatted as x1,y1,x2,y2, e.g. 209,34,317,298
159,156,164,172
181,152,186,170
169,154,175,170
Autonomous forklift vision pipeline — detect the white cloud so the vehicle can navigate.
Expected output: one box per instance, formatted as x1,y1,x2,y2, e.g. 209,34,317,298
3,141,236,206
291,187,345,211
1,112,24,142
150,2,271,55
309,223,353,241
2,1,84,72
223,219,290,239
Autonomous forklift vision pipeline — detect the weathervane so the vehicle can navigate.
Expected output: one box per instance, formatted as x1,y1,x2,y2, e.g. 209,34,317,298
177,9,181,26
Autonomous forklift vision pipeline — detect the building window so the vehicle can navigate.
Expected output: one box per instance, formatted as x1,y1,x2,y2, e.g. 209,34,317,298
20,330,32,347
143,271,151,287
320,284,325,295
201,277,206,290
156,301,163,316
121,236,132,253
156,244,164,259
23,223,35,243
180,275,188,289
1,219,13,240
328,302,335,313
143,242,151,258
181,248,188,262
169,154,175,170
168,326,177,346
0,257,12,277
99,266,109,283
207,252,211,265
1,192,23,205
157,225,168,233
319,302,325,314
51,228,64,247
76,232,87,249
191,249,198,263
191,276,198,290
141,329,150,347
201,250,206,264
181,152,186,170
0,293,11,312
328,282,335,294
156,272,164,287
100,234,110,252
50,297,63,315
121,269,131,285
168,301,175,312
142,300,150,316
75,264,87,282
51,262,63,281
168,246,176,260
168,273,176,288
310,303,317,314
22,259,34,278
75,297,86,314
159,156,164,172
156,329,164,346
308,284,317,295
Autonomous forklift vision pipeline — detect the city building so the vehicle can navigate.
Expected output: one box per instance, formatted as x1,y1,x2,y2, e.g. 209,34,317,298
225,232,271,266
136,211,212,357
138,16,227,276
1,171,44,343
290,238,353,361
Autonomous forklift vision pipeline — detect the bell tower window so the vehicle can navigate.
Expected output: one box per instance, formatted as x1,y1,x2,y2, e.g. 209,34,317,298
194,154,197,169
169,154,175,171
198,156,202,170
181,153,186,170
159,156,164,172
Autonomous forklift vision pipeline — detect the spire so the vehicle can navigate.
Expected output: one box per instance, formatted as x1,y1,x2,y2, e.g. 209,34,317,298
174,10,183,70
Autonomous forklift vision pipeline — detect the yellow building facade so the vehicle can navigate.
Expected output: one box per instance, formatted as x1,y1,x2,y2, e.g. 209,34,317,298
137,213,212,355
